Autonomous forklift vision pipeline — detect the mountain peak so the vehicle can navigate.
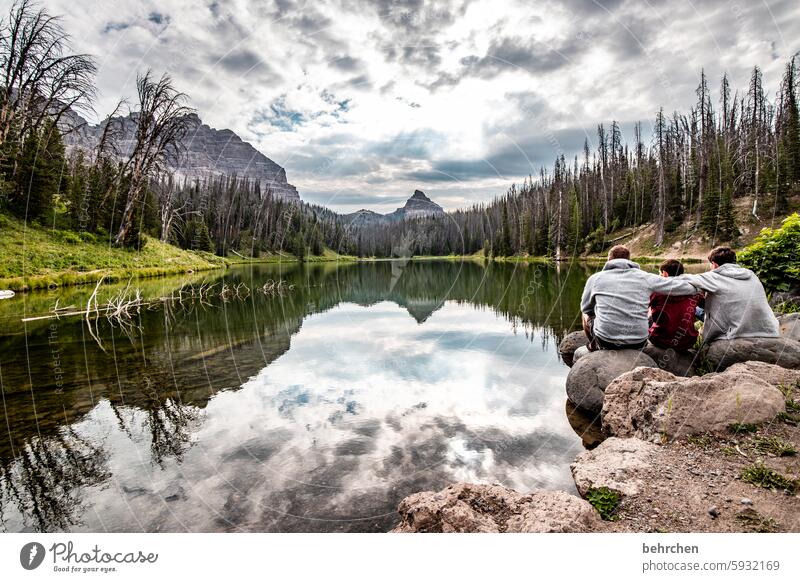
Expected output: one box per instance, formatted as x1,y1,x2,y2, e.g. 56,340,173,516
410,189,430,201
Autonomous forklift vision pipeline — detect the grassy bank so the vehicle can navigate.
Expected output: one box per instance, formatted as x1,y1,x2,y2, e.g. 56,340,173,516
0,215,355,292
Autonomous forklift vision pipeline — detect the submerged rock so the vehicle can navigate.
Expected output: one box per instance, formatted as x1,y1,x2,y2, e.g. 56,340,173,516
777,313,800,341
704,337,800,371
642,342,699,377
391,483,603,533
602,364,786,441
570,437,659,497
559,330,588,367
566,349,657,416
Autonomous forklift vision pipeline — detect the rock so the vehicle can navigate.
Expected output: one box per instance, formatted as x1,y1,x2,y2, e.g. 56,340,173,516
63,111,300,201
559,330,588,367
391,483,602,533
570,437,659,497
708,506,719,518
704,337,800,371
565,400,604,449
741,498,753,505
725,361,800,388
643,342,699,376
572,345,590,364
777,313,800,341
565,349,657,416
602,366,785,441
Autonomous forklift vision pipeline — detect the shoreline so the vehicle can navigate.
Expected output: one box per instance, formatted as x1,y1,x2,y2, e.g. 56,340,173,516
0,252,707,294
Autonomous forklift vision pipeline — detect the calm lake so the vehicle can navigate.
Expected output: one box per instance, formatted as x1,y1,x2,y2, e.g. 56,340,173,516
0,259,606,532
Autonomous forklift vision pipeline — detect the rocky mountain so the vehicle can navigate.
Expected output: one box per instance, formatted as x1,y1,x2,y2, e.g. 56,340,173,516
62,112,300,201
343,190,444,225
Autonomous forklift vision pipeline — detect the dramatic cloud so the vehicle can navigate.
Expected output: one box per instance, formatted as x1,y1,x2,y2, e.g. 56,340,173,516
42,0,799,213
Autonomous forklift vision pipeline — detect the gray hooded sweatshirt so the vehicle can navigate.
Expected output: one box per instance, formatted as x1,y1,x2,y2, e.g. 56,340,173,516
581,259,699,344
681,263,779,343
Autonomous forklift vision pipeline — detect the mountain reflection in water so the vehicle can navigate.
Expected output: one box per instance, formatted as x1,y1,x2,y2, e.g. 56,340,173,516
0,260,595,532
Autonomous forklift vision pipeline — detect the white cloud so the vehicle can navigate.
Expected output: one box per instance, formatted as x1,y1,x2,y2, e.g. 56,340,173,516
38,0,800,213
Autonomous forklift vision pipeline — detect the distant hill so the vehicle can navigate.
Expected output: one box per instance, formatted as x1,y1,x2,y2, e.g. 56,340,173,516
343,190,444,225
62,111,300,202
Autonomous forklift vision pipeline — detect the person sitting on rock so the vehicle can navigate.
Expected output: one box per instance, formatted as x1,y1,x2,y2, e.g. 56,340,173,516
581,245,698,351
648,259,704,351
680,246,779,343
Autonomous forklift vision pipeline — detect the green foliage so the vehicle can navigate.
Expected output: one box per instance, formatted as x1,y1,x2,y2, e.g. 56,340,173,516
752,436,797,456
2,120,66,221
740,464,798,492
738,213,800,294
728,423,759,434
735,508,779,533
585,487,621,521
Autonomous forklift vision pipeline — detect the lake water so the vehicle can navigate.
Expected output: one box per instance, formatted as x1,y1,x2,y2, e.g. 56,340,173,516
0,259,602,532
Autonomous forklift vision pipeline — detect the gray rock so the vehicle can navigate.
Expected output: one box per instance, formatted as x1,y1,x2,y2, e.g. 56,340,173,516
602,365,786,441
559,330,589,367
777,313,800,341
566,349,657,416
643,342,699,376
63,111,300,201
572,345,590,365
704,337,800,371
391,483,603,533
725,361,800,387
570,437,659,497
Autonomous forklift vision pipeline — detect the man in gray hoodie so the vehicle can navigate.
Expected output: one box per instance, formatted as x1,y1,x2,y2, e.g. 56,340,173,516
581,245,699,350
680,246,779,343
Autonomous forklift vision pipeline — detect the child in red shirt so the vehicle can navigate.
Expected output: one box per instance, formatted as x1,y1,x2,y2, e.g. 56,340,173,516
648,259,703,351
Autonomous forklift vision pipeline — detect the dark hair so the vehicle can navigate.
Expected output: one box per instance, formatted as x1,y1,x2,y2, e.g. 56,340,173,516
659,259,684,277
607,245,630,260
708,246,736,266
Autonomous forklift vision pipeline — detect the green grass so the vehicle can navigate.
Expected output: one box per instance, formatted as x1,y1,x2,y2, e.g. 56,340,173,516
585,487,621,521
740,464,798,492
728,423,760,434
752,436,797,457
0,214,354,291
736,508,779,533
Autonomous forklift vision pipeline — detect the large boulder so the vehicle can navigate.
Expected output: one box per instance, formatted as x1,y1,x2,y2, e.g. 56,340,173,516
565,349,657,416
777,313,800,341
391,483,603,533
704,337,800,371
642,342,699,377
572,345,590,364
602,365,786,441
726,360,800,387
571,437,659,497
559,330,588,367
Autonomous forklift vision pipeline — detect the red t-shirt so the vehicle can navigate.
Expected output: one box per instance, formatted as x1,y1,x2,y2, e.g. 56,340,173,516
648,292,703,351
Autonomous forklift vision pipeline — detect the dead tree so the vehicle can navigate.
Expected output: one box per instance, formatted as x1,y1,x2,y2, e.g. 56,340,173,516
114,71,195,246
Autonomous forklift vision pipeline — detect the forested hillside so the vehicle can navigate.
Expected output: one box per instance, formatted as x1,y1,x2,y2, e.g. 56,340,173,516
1,1,798,264
350,62,800,258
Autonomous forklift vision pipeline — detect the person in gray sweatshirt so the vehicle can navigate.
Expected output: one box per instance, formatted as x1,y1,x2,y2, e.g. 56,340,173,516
581,245,699,350
679,246,779,343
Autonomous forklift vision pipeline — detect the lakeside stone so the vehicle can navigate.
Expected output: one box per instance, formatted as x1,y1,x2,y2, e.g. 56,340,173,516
572,345,590,364
642,342,699,376
704,337,800,371
570,437,659,497
602,364,785,441
777,313,800,341
566,349,657,416
391,483,603,533
559,330,588,367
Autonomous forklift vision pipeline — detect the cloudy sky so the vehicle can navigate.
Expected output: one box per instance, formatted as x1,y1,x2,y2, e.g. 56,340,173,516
35,0,800,213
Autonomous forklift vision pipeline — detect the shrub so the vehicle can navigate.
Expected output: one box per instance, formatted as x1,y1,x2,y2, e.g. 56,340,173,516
738,213,800,294
59,231,81,245
740,464,798,492
585,487,621,521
